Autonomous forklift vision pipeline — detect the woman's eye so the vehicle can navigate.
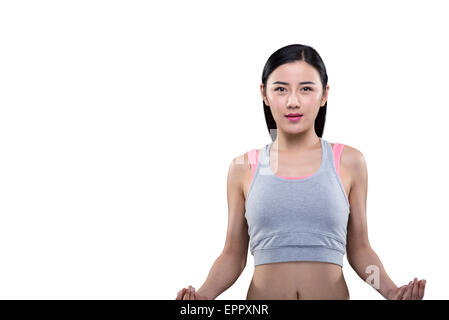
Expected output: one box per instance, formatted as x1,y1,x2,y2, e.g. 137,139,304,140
274,87,312,92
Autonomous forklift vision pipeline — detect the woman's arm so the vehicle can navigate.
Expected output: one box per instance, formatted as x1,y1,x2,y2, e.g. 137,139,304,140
345,146,426,299
344,146,399,299
195,154,250,300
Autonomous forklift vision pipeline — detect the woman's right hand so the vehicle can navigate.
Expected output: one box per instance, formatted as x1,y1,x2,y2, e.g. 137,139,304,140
175,285,209,300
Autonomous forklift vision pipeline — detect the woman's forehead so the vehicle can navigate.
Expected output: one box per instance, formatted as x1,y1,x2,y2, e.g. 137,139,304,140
269,62,319,84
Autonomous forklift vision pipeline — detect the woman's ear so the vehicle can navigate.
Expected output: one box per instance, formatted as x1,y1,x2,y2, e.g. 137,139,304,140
260,83,269,105
320,84,329,107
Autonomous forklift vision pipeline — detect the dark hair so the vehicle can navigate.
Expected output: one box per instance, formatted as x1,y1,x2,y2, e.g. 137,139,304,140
261,44,328,141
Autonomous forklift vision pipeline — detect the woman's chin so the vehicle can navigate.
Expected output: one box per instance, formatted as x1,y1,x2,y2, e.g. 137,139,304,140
281,127,305,135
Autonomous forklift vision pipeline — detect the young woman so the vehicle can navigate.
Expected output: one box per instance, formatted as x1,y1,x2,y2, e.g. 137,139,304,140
176,44,426,300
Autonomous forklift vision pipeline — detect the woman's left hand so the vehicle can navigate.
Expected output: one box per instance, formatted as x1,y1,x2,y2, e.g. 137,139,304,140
388,277,426,300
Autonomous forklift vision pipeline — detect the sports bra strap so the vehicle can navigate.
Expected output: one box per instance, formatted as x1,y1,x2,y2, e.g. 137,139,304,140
332,143,345,178
247,149,259,181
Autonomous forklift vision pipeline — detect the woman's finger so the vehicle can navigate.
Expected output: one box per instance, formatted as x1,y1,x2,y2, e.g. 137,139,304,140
390,286,404,300
183,287,191,300
186,286,195,300
175,289,183,300
393,286,407,300
411,278,419,300
418,280,426,299
177,288,186,300
401,281,413,300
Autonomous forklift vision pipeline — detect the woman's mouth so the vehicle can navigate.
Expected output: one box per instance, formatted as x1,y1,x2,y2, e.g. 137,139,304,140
285,114,303,122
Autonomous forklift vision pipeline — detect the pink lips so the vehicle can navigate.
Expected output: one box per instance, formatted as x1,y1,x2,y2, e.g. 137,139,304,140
285,114,303,122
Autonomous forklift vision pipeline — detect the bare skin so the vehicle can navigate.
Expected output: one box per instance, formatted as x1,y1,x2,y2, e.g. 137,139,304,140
247,261,350,300
176,60,426,300
242,142,352,300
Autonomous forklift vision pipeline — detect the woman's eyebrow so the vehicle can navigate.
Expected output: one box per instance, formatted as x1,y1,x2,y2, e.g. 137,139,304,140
272,81,316,85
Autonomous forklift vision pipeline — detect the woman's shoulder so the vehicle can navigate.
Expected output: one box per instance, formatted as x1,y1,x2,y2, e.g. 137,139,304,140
330,141,367,178
331,141,364,163
228,148,262,182
231,148,261,170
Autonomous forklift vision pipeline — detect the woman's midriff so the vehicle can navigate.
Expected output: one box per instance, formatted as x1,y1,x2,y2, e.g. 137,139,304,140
246,261,350,300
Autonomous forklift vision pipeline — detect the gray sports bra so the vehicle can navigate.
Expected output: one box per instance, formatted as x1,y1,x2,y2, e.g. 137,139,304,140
245,138,350,267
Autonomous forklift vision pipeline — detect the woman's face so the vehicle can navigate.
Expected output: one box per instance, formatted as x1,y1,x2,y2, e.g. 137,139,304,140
260,60,329,135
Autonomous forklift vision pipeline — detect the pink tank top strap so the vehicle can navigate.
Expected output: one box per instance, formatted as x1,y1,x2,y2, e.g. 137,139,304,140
332,143,345,179
247,149,259,182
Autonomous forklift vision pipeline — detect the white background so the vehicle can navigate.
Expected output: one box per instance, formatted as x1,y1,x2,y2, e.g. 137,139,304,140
0,0,447,299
